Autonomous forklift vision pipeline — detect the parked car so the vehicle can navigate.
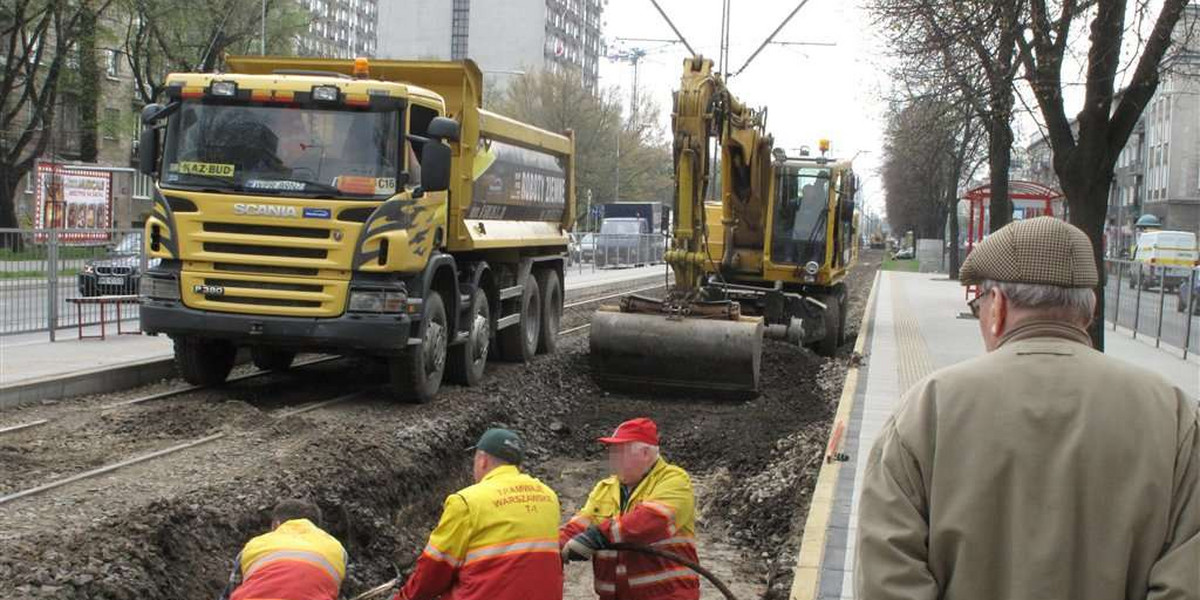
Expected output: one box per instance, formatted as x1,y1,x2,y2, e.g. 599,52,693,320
77,235,155,297
1177,269,1200,315
892,247,915,260
570,233,596,264
594,218,663,268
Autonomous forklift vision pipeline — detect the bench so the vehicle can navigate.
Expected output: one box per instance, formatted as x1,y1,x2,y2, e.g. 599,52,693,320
64,295,140,340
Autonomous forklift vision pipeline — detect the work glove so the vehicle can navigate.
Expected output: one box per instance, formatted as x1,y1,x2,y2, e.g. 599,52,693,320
562,525,609,562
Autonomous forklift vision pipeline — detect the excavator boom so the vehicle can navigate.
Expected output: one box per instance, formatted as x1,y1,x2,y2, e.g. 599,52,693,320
589,56,769,397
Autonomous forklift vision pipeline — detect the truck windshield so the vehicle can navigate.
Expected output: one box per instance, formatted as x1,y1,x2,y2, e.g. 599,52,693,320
772,167,830,266
160,101,401,199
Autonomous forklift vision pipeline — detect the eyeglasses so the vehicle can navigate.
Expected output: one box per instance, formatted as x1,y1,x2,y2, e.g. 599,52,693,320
968,289,991,318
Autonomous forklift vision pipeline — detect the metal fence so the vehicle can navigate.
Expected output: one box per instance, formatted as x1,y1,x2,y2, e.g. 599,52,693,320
0,228,147,340
567,232,668,274
1104,259,1200,359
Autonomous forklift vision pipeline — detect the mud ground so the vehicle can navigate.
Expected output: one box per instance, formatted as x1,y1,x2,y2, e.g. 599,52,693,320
0,255,879,600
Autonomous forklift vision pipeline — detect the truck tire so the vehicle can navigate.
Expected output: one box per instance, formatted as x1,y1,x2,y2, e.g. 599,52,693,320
390,291,448,403
817,294,843,357
174,337,236,386
499,275,541,362
251,347,295,372
536,269,562,354
448,289,490,386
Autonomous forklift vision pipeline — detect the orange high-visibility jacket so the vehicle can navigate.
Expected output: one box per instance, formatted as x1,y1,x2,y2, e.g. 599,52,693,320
397,465,563,600
560,458,699,600
231,519,347,600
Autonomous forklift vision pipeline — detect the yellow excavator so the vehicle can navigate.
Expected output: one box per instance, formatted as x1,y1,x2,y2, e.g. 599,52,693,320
590,56,858,396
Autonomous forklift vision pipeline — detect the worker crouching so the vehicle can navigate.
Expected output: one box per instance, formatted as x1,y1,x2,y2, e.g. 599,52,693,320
394,428,563,600
561,418,700,600
220,499,347,600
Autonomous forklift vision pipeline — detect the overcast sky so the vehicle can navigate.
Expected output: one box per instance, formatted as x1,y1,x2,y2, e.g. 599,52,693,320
597,0,891,213
594,0,1177,217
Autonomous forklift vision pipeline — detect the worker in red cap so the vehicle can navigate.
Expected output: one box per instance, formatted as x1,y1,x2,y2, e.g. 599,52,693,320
559,418,699,600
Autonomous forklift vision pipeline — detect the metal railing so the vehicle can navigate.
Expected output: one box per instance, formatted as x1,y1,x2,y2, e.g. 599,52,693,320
0,228,147,340
567,232,668,274
1104,259,1199,359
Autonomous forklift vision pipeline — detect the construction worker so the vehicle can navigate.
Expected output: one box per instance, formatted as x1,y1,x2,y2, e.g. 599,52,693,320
855,217,1200,600
219,499,347,600
393,428,562,600
560,418,700,600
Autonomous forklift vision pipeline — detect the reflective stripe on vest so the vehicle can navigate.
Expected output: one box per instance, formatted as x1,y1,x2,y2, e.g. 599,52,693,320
422,543,463,568
627,566,698,587
463,538,559,565
244,549,344,584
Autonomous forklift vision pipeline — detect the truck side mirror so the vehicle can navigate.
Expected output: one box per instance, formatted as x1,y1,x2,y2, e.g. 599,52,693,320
138,127,158,176
420,140,452,193
427,116,460,142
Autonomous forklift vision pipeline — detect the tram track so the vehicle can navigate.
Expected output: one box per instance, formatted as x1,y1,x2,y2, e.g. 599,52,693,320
0,279,668,507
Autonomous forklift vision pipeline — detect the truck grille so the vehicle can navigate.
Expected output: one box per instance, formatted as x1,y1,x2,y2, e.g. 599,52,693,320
213,263,320,277
205,296,323,308
203,222,330,239
204,278,323,293
203,242,328,259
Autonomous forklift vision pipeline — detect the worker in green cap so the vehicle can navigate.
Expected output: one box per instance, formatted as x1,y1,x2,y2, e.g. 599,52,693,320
393,428,563,600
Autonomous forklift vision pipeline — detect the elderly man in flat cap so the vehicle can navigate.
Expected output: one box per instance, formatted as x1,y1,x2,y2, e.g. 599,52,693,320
855,217,1199,600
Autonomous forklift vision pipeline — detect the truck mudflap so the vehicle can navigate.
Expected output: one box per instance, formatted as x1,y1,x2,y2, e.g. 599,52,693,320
141,300,415,354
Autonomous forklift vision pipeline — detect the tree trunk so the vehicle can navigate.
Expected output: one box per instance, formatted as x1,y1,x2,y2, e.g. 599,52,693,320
947,191,961,279
78,9,100,163
1062,173,1112,352
0,165,25,250
987,114,1014,233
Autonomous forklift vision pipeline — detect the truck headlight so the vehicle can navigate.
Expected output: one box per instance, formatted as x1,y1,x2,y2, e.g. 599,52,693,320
142,276,180,300
209,81,237,97
805,261,820,275
312,85,340,102
348,290,407,313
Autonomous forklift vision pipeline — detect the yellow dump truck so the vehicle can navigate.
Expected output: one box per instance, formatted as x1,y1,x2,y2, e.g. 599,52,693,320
137,57,574,402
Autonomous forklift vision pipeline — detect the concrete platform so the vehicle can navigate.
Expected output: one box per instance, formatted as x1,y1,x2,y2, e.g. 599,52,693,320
0,264,671,406
792,271,1200,600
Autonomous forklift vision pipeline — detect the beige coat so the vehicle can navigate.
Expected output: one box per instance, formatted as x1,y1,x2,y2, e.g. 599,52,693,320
855,321,1199,600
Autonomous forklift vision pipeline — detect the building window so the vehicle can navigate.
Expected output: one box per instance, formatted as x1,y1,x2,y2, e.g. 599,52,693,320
106,49,120,78
103,108,121,141
451,0,470,60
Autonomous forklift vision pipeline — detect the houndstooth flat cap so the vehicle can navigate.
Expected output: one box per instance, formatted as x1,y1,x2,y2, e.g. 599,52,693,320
960,216,1098,288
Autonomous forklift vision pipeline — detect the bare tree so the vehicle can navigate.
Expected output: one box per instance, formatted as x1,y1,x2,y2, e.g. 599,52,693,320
1,0,114,242
490,67,672,228
122,0,308,105
872,0,1026,233
1017,0,1193,348
882,92,983,275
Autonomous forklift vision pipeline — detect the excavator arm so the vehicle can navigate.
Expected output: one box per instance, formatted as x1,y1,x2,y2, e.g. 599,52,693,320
589,56,769,396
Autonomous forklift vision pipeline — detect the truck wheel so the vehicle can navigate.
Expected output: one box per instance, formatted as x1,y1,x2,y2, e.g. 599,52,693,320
174,337,236,386
536,269,562,354
448,289,490,386
251,347,295,372
390,291,448,403
499,275,540,362
817,294,842,357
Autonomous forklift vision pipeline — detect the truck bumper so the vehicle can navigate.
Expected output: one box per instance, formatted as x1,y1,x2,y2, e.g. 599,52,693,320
140,301,415,355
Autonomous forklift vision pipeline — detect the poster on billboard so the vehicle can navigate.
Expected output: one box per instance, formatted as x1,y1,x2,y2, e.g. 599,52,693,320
33,162,114,244
468,138,567,222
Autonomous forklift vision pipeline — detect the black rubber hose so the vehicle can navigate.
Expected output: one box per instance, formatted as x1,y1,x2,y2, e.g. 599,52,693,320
607,542,739,600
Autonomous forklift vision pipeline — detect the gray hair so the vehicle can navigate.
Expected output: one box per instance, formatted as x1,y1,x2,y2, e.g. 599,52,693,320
980,279,1096,324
